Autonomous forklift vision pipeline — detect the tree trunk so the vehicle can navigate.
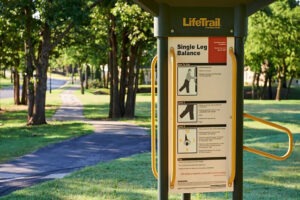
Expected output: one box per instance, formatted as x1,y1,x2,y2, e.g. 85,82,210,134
21,73,27,105
28,23,51,125
285,72,295,99
255,72,261,99
85,64,89,89
261,75,268,100
79,66,85,95
108,13,120,118
124,45,138,118
71,64,74,84
97,64,102,85
268,73,273,99
24,5,35,123
131,47,142,116
282,67,287,88
251,72,256,99
31,65,48,125
13,69,20,105
119,28,129,116
109,53,113,118
91,65,94,81
101,65,106,88
275,73,282,101
27,77,34,122
10,67,13,83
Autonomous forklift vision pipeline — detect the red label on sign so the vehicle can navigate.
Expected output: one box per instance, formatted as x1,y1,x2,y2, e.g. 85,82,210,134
208,37,227,64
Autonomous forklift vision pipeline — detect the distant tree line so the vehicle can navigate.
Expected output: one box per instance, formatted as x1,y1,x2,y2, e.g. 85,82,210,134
245,0,300,100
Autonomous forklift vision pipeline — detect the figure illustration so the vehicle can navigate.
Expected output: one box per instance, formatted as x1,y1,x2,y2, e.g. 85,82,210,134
179,104,194,120
184,134,191,146
179,68,195,93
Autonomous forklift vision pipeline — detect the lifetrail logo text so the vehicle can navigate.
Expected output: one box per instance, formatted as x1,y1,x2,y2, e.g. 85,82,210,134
182,18,221,29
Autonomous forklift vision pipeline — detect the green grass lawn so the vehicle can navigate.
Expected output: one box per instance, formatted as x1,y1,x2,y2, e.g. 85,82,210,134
0,77,12,89
0,87,94,163
1,89,299,200
243,100,300,200
76,89,152,130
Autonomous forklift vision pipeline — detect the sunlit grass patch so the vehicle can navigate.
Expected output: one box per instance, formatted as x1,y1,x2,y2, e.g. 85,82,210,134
1,89,299,199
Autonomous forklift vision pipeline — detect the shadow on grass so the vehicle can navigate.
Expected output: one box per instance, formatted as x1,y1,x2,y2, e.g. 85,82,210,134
0,121,93,163
244,153,300,199
243,127,299,162
244,100,299,159
0,154,157,200
244,181,300,200
83,103,110,120
244,101,300,124
243,132,300,199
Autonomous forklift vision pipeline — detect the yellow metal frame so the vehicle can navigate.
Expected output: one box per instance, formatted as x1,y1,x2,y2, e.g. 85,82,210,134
228,47,237,187
150,46,293,194
151,55,158,179
149,48,178,189
170,47,177,189
243,113,294,161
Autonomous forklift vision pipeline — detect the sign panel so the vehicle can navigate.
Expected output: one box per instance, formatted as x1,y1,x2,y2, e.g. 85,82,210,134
168,37,234,193
169,7,234,36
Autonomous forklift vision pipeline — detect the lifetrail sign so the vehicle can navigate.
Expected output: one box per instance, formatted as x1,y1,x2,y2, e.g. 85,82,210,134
168,36,235,193
133,1,282,200
154,7,235,36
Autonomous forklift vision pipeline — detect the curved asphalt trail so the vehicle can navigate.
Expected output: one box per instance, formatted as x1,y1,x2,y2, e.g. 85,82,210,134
0,84,150,197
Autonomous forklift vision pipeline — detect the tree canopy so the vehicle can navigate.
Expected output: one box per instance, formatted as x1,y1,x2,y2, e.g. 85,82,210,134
245,0,300,100
0,0,155,123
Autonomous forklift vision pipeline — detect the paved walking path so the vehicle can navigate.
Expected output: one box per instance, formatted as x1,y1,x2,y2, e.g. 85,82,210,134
0,78,68,99
0,84,150,197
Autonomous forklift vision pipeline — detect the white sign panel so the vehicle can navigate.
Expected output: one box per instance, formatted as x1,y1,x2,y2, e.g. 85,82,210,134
168,37,234,193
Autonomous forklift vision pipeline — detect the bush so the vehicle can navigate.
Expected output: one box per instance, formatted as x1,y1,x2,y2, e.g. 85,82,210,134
89,80,102,88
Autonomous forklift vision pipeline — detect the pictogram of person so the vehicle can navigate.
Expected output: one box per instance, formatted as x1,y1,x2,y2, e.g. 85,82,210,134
184,134,191,146
179,68,195,93
179,104,194,120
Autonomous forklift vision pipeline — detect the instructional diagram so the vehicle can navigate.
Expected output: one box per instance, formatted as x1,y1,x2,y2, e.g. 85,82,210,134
177,66,197,96
177,128,197,153
178,102,197,123
168,37,234,193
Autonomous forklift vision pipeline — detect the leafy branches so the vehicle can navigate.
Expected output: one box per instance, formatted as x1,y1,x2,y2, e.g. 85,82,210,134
245,0,300,100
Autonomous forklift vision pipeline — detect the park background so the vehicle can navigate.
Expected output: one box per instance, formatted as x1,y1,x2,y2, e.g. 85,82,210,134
0,0,299,199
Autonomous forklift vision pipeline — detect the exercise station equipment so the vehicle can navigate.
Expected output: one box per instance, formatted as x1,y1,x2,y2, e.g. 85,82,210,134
133,1,294,199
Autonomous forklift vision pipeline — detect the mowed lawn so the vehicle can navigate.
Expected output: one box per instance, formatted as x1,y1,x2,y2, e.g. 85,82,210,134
0,89,299,199
0,83,94,163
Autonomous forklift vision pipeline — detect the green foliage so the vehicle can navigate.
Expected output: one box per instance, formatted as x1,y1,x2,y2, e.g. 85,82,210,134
39,0,90,27
1,0,100,69
111,0,153,46
139,69,145,85
0,6,24,72
89,80,102,88
245,0,300,74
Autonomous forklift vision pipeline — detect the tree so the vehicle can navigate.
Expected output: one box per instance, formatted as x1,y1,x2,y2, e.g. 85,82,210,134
2,0,155,121
245,0,300,100
109,0,154,118
1,0,104,125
